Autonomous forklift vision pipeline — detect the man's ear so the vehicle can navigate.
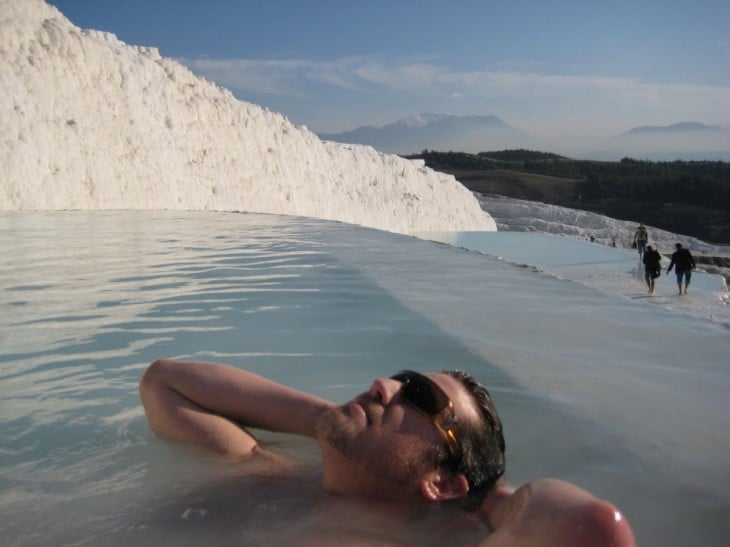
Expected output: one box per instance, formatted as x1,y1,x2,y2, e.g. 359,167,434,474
419,469,469,501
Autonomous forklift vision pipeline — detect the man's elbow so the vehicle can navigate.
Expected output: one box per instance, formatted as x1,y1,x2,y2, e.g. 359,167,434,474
138,358,180,431
139,359,173,399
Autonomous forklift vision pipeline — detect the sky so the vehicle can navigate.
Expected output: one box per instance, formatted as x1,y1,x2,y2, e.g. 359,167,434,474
48,0,730,147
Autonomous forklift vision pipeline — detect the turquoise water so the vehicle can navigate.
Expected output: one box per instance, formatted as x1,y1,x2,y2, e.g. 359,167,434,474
1,211,728,546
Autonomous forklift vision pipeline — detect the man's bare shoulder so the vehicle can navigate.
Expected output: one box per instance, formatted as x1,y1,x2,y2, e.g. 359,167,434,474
477,479,636,547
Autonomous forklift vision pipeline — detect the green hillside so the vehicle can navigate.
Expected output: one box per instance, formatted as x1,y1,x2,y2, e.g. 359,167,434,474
406,150,730,244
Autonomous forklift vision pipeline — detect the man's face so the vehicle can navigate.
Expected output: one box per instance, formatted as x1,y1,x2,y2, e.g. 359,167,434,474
315,371,479,492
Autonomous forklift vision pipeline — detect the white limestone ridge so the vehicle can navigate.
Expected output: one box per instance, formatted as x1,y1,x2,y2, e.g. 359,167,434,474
0,0,496,235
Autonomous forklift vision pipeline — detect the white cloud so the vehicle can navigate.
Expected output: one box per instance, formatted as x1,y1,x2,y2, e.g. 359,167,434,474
182,56,375,96
180,58,306,96
180,55,730,139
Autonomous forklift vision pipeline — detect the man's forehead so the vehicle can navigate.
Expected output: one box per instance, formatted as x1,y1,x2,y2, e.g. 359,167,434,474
426,371,481,423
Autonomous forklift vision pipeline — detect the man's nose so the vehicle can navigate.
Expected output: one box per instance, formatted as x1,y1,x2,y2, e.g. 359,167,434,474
368,377,402,406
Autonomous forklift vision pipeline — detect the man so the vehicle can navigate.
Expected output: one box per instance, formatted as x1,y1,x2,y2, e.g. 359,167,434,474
666,242,696,295
140,359,636,546
632,221,649,260
642,245,662,294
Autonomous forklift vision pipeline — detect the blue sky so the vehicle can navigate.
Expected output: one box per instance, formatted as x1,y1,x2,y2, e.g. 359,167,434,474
49,0,729,148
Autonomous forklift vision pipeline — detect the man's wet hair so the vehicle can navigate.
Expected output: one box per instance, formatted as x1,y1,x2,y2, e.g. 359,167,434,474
443,370,506,510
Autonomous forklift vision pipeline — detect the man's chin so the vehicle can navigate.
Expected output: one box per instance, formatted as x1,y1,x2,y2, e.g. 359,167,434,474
314,405,357,453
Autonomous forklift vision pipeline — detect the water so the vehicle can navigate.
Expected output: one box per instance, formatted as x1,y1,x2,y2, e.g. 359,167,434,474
1,211,728,546
422,231,730,326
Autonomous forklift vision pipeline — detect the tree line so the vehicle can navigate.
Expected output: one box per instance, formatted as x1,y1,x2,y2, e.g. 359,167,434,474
407,150,730,211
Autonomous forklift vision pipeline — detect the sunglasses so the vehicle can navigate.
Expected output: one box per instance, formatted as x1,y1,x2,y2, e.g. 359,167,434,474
390,370,461,462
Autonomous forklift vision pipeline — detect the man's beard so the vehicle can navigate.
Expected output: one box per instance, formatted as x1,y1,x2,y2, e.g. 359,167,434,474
314,404,357,454
314,404,435,486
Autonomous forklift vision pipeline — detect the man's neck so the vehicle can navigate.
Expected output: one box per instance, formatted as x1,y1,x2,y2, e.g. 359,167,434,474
319,443,419,502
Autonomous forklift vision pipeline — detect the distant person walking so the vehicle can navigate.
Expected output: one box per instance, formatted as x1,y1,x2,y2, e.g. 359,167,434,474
642,245,662,294
666,243,696,295
633,221,649,260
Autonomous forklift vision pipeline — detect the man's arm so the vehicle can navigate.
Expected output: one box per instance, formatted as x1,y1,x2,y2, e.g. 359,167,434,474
477,479,636,547
139,359,334,456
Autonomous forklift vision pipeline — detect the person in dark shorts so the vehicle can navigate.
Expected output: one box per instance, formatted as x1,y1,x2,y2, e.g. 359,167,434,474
632,221,649,260
666,243,696,295
642,245,662,294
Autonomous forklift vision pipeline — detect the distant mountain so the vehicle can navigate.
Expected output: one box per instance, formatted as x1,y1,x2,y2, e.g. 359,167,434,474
621,122,726,136
318,113,534,154
607,121,730,161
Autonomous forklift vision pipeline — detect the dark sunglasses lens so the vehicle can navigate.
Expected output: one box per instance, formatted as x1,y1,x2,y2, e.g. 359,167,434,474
391,371,444,415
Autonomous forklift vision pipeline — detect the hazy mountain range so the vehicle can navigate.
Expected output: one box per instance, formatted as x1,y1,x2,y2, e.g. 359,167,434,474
607,122,730,161
319,113,534,155
319,114,730,161
620,121,726,135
